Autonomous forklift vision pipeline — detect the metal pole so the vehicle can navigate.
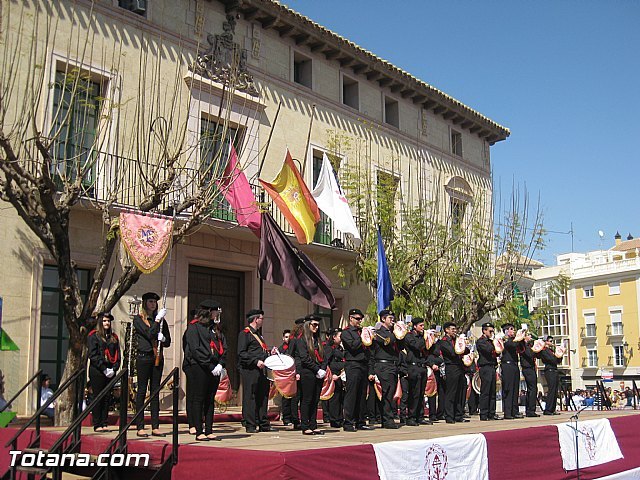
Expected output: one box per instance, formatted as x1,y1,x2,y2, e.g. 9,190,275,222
301,103,316,176
256,101,282,180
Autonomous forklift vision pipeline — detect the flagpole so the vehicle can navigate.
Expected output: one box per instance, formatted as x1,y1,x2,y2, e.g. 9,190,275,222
301,103,316,176
256,100,282,180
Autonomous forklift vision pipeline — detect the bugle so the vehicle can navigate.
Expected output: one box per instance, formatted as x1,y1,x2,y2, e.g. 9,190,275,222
393,320,408,340
361,326,374,347
493,332,504,354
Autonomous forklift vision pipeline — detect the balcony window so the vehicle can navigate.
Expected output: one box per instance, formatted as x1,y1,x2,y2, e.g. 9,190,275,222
293,51,312,89
451,129,462,157
583,286,594,298
50,69,105,193
384,96,399,128
342,75,359,110
613,345,625,367
118,0,147,17
610,310,623,336
584,313,596,337
587,349,598,367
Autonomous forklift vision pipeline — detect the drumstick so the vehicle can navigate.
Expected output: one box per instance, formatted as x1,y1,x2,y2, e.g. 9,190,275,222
275,350,286,367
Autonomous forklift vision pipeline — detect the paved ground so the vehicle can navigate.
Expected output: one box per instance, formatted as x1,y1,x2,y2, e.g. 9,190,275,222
40,409,640,452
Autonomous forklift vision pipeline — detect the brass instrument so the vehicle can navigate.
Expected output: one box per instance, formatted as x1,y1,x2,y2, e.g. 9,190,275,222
514,327,527,343
424,329,437,350
493,331,505,354
455,334,467,355
361,326,374,347
555,341,567,359
393,320,408,340
531,338,545,353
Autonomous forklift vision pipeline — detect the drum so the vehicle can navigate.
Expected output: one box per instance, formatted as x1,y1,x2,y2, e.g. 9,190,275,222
472,368,502,395
264,354,295,381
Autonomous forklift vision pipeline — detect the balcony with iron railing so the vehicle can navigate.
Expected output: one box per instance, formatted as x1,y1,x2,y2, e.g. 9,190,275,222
45,151,358,251
608,356,626,368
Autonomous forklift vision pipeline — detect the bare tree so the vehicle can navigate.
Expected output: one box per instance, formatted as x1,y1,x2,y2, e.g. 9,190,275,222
0,1,256,424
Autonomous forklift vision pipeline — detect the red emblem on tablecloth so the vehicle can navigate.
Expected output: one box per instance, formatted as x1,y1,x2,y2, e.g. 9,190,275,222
425,444,449,480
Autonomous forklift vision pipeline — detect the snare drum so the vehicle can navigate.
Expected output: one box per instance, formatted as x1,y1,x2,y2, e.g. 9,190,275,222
264,354,295,381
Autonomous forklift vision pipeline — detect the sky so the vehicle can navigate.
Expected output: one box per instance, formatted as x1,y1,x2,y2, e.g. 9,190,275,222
281,0,640,265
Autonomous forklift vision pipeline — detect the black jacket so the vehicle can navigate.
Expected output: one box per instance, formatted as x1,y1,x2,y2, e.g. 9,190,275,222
519,342,537,369
324,343,346,374
183,321,220,371
341,325,368,362
294,336,326,374
134,314,171,354
88,330,121,372
538,348,561,370
404,331,427,367
476,336,498,367
237,326,269,369
372,325,403,362
438,335,467,368
501,336,521,364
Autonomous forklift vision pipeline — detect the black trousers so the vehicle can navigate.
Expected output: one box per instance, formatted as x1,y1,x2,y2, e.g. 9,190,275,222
186,365,219,435
367,379,383,423
399,375,409,420
522,368,538,415
184,365,195,428
299,370,322,431
501,362,520,418
544,369,559,414
343,362,368,427
281,388,300,425
479,365,497,419
444,364,466,422
240,367,269,429
327,378,344,425
468,383,479,415
435,371,446,419
407,366,427,421
135,355,162,430
89,366,110,428
374,362,399,426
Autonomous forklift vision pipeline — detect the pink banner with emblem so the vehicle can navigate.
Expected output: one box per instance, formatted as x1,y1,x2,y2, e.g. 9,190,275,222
119,212,174,274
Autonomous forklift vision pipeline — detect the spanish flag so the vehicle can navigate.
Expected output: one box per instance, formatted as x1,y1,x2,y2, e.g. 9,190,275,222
260,150,320,244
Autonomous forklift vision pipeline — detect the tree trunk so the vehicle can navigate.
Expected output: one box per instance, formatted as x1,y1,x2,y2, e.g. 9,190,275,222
54,338,86,426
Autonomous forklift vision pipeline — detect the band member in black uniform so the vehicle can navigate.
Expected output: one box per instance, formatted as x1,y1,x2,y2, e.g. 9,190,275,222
438,321,469,424
87,313,121,432
341,308,374,432
501,323,524,419
294,314,327,435
539,335,561,415
427,326,444,422
403,317,432,426
476,322,500,421
238,309,274,433
324,328,345,428
372,310,404,429
182,300,224,441
278,329,296,427
520,332,540,417
284,318,305,429
134,292,171,437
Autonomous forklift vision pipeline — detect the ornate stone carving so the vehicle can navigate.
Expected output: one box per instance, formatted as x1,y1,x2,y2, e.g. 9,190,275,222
191,14,259,97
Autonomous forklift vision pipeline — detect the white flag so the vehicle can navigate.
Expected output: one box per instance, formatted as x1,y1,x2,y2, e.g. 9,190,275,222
557,418,623,471
373,434,489,480
311,153,360,241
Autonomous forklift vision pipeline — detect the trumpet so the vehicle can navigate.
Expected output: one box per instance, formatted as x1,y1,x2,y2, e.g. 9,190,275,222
555,341,567,359
424,329,437,350
393,320,408,340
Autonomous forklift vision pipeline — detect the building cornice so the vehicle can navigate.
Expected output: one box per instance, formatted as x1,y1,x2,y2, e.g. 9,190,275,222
220,0,510,145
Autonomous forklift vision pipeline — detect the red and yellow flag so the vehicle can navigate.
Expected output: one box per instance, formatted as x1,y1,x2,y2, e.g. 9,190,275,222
259,150,320,244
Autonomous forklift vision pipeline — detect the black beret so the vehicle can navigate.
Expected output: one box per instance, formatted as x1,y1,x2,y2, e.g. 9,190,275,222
543,335,554,341
198,299,221,311
481,322,494,329
305,314,321,322
379,309,394,319
294,317,306,325
349,308,364,317
99,312,115,321
246,308,264,320
142,292,160,301
443,321,456,330
411,317,425,326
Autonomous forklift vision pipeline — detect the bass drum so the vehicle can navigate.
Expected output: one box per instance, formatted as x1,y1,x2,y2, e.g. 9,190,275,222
425,366,438,397
472,368,502,395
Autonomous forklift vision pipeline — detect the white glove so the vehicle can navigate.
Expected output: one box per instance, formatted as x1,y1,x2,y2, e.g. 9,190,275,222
157,332,165,342
316,369,326,379
104,368,115,378
212,364,223,376
156,308,167,322
220,368,228,380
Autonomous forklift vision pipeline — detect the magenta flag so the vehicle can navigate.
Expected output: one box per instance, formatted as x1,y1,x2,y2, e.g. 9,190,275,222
217,146,261,237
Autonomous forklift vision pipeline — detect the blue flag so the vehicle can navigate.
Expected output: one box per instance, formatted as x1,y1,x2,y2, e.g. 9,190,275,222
377,228,394,312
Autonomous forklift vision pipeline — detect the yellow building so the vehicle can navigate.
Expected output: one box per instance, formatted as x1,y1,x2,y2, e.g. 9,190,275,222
533,233,640,390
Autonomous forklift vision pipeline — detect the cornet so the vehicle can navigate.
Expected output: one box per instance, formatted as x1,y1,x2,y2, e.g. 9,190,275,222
361,326,375,347
514,326,527,342
555,340,567,359
424,329,437,350
492,331,505,354
531,338,545,353
455,334,467,355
